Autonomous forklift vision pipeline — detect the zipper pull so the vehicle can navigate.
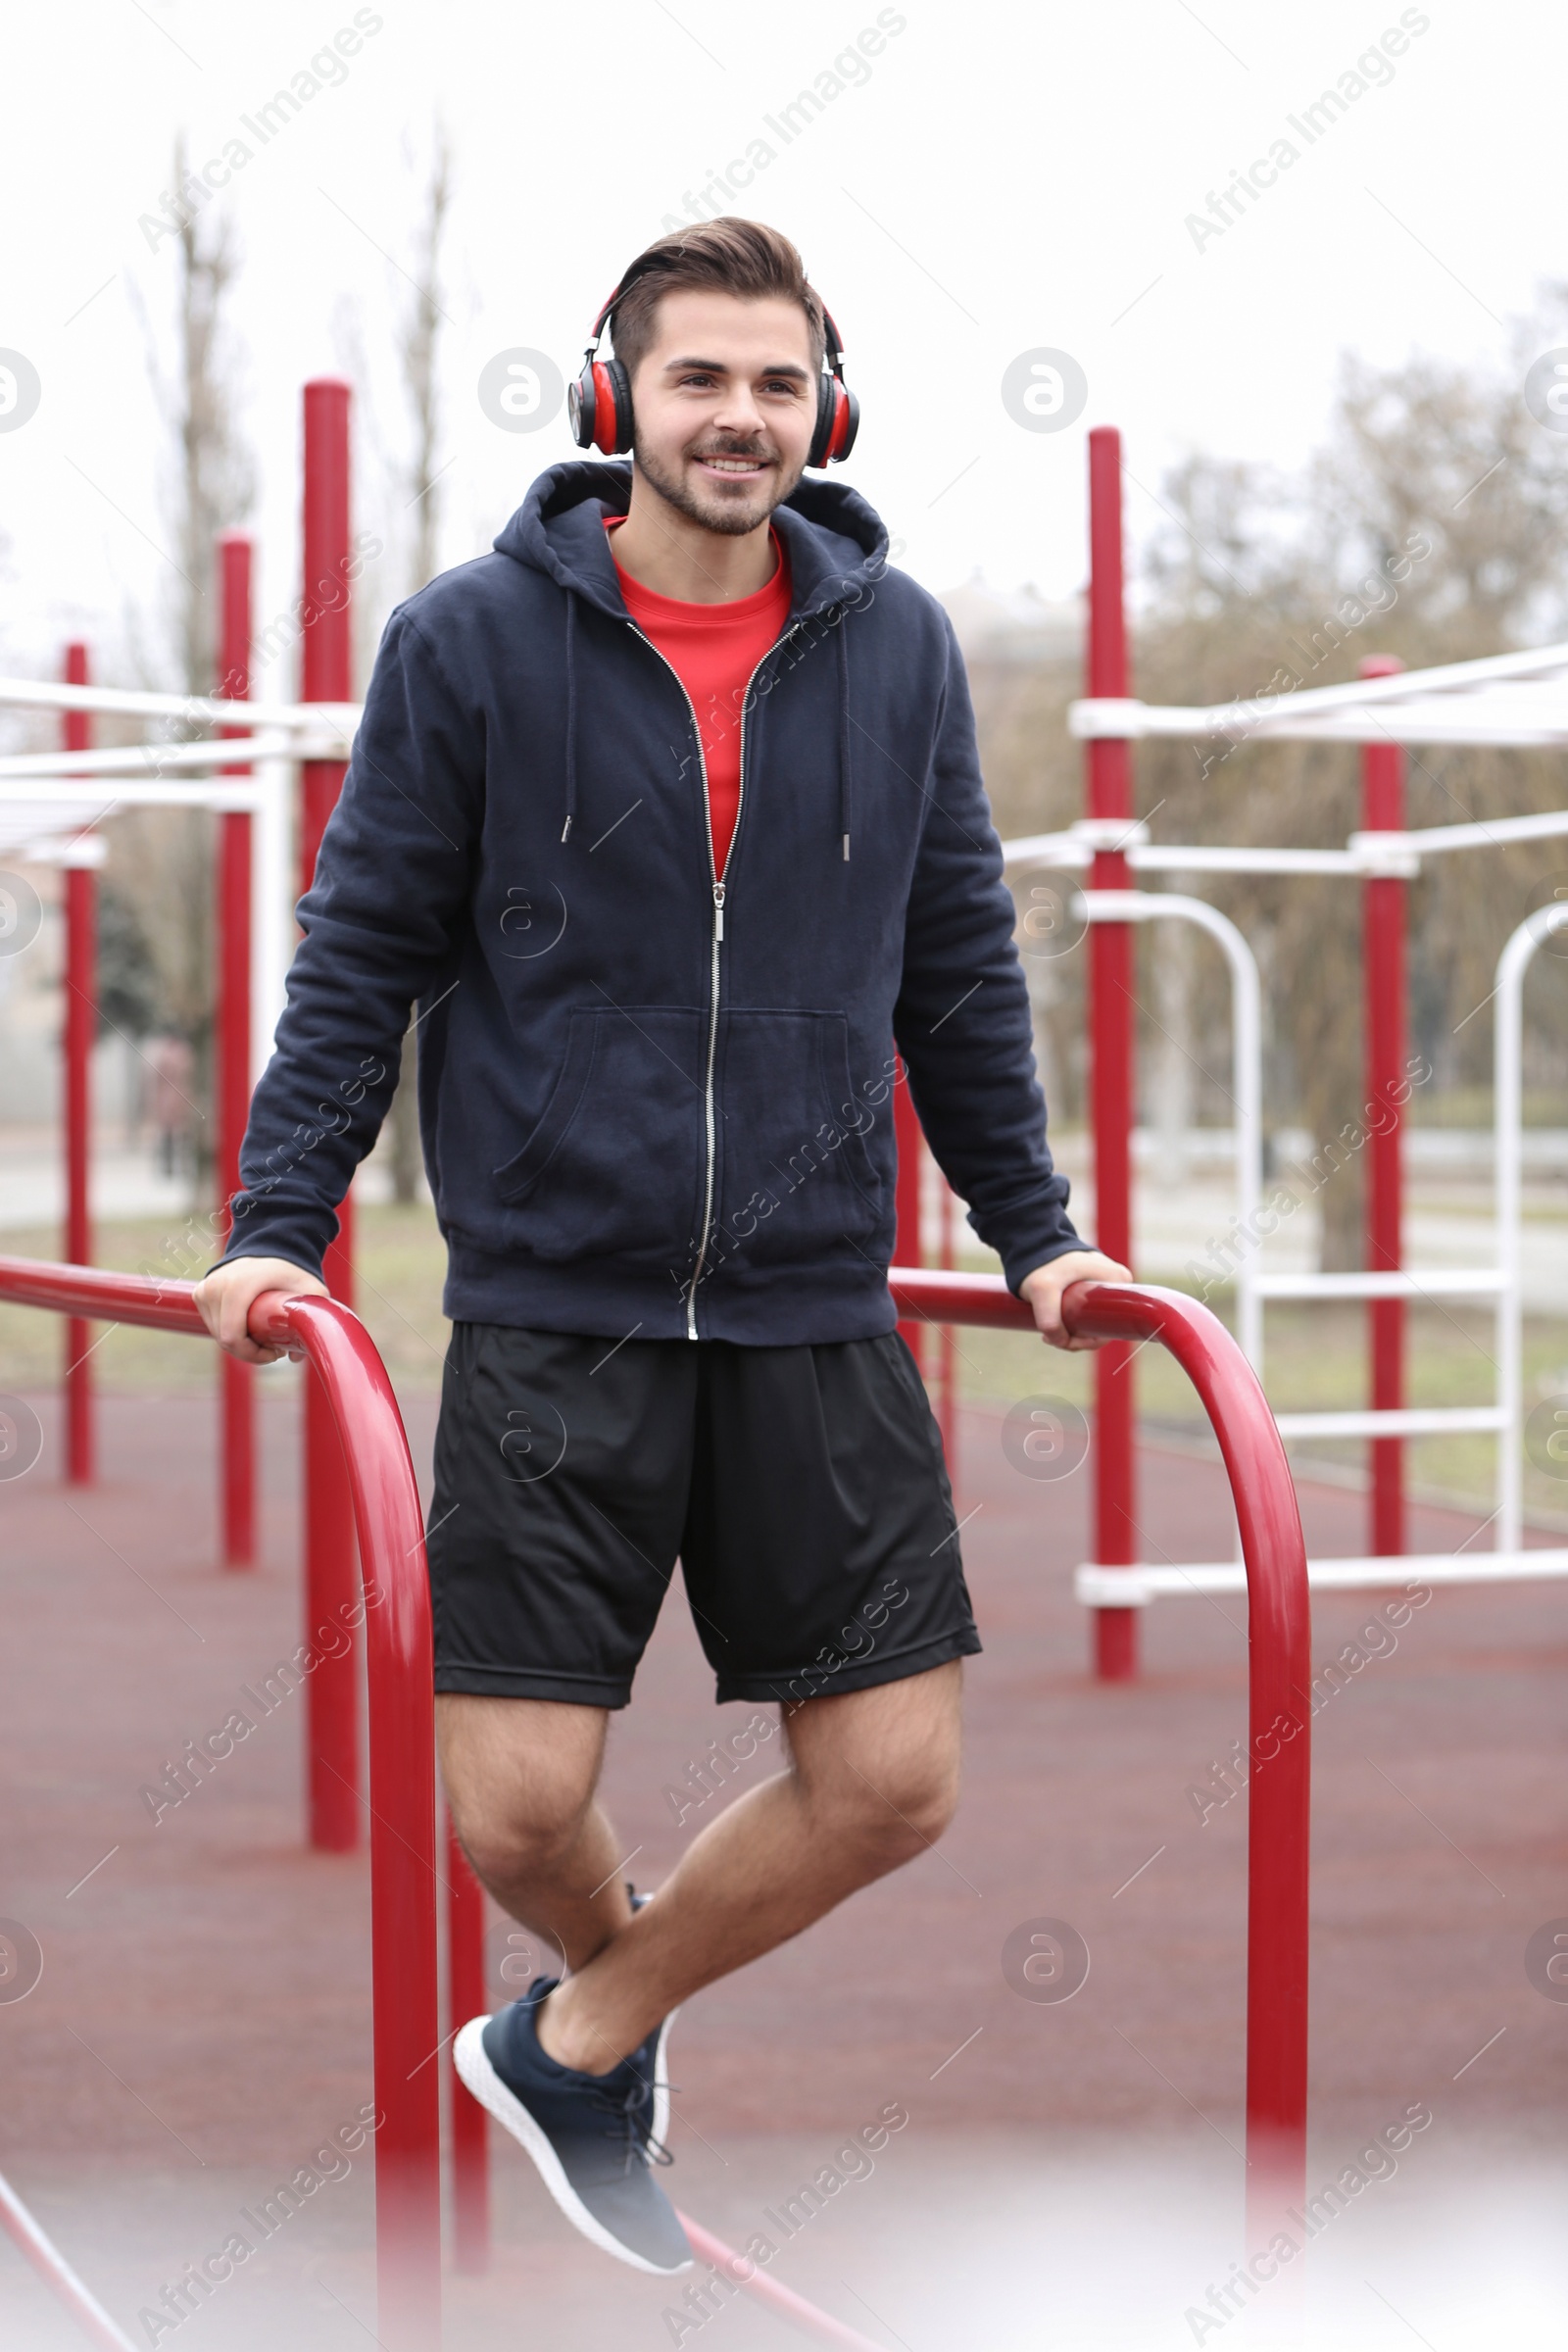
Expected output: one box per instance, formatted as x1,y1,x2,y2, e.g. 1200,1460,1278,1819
712,882,726,942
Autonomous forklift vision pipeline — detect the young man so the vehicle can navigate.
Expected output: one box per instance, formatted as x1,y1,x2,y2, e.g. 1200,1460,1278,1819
196,219,1125,2277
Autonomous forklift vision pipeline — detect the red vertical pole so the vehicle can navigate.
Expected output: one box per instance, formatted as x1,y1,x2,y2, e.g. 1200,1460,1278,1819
217,535,257,1569
937,1166,957,1482
302,379,361,1850
62,645,95,1487
1086,429,1138,1681
1361,655,1405,1557
894,1077,924,1372
447,1810,491,2272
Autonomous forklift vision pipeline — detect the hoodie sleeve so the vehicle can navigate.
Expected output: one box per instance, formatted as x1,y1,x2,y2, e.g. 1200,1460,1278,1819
892,611,1084,1293
220,607,484,1277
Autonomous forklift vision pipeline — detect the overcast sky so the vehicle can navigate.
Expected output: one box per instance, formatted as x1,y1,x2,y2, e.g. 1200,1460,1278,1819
2,0,1563,700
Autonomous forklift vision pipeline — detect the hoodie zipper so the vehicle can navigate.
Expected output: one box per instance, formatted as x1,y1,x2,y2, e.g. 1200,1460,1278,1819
625,618,802,1338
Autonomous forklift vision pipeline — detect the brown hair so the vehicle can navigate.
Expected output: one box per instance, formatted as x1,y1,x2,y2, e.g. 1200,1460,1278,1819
606,218,826,380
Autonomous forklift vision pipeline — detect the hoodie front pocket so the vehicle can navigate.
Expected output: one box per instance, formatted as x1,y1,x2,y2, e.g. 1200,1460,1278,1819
492,1006,706,1266
711,1009,886,1270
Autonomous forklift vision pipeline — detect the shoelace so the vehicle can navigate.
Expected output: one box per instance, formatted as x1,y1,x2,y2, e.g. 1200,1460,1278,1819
588,2075,679,2176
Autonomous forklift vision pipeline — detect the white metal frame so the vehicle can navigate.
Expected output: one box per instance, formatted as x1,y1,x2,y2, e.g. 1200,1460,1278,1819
1078,888,1264,1371
998,638,1568,1602
0,681,357,1087
1496,900,1568,1552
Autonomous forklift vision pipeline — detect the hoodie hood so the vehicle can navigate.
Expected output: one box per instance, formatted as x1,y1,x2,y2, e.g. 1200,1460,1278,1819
492,460,891,858
492,458,891,623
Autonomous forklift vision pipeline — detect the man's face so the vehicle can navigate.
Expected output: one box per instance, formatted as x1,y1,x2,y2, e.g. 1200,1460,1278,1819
627,290,820,537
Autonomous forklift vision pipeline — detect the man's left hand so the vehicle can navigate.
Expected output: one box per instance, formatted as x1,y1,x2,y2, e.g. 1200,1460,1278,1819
1018,1250,1131,1351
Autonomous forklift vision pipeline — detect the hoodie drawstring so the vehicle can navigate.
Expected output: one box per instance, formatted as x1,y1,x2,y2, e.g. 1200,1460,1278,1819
561,589,578,845
837,618,853,862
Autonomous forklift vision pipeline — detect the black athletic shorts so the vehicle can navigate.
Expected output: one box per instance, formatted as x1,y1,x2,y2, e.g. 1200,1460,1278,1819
425,1324,981,1708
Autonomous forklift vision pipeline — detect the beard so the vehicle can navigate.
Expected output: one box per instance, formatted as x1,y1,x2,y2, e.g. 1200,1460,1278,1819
632,432,807,538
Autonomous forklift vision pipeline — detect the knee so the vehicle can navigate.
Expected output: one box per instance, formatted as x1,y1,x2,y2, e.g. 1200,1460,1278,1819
457,1796,587,1895
816,1753,961,1867
883,1761,961,1851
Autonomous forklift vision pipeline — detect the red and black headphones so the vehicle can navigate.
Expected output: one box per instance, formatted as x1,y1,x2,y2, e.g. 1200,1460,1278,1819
567,263,859,469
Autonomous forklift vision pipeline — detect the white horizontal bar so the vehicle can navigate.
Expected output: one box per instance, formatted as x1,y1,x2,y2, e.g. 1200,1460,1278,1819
0,735,316,782
1002,837,1370,880
0,779,266,813
1076,1549,1568,1606
16,835,107,867
1245,705,1568,748
1254,1269,1506,1300
1351,808,1568,858
0,675,360,736
1072,699,1568,748
1274,1407,1506,1439
1081,889,1157,923
1130,844,1365,877
1001,831,1090,871
1003,831,1564,881
1071,642,1568,739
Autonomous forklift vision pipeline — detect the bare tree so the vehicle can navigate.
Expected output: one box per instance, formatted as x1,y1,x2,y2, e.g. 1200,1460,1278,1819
385,125,454,1206
115,138,254,1204
966,294,1568,1274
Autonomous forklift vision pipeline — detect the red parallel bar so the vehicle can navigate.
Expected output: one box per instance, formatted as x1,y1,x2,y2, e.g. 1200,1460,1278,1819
301,378,361,1850
676,2211,890,2350
891,1268,1311,2258
1361,655,1405,1559
217,534,256,1570
62,644,94,1487
937,1164,957,1479
893,1077,924,1371
447,1809,491,2272
0,2168,138,2352
0,1254,442,2351
1085,426,1138,1682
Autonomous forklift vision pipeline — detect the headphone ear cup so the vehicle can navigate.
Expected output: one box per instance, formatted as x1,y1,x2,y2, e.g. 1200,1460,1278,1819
568,359,595,449
808,369,836,469
826,382,859,466
586,359,619,455
808,374,859,467
568,354,634,455
601,356,633,454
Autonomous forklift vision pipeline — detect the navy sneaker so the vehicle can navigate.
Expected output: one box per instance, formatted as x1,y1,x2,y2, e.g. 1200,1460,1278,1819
455,1974,691,2276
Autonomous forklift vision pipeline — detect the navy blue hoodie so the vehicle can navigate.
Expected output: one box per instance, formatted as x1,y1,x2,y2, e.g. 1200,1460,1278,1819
223,460,1082,1342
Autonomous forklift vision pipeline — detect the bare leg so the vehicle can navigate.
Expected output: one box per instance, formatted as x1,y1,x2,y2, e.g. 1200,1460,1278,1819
439,1663,964,2077
437,1694,633,1971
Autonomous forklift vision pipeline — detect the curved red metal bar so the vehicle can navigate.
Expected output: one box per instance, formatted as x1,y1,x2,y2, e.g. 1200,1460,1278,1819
0,1255,439,2351
0,2168,138,2352
675,2211,889,2349
2,1252,1308,2321
891,1268,1311,2250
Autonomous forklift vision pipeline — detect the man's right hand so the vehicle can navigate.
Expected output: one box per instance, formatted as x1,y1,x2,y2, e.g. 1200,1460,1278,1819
193,1256,329,1364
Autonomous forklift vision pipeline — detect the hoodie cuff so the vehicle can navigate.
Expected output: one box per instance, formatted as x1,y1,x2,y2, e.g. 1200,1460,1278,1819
215,1190,333,1284
1003,1234,1094,1297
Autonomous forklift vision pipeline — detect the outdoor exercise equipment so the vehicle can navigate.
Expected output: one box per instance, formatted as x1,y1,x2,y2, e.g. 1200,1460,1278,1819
0,1257,1311,2346
0,1253,438,2352
1004,424,1568,1676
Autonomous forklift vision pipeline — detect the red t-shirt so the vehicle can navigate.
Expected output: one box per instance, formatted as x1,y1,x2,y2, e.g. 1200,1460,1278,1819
606,518,792,877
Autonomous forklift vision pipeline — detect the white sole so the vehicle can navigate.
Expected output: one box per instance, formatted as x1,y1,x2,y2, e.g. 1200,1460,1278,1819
649,2006,677,2153
630,1888,677,2153
454,2015,692,2277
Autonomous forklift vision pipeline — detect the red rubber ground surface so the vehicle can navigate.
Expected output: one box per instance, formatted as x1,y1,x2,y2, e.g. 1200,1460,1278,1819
2,1387,1565,2347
